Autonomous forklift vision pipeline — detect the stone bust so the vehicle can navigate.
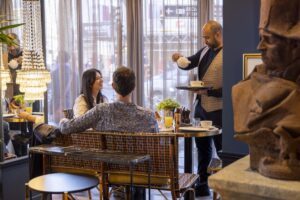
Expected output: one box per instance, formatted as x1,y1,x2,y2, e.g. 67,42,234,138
232,0,300,180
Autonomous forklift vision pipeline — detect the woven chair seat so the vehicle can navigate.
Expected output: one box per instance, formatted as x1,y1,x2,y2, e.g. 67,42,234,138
178,173,199,192
208,158,222,174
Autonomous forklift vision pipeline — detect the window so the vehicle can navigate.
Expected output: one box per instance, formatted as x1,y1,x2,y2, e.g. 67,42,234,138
142,0,198,110
44,0,126,124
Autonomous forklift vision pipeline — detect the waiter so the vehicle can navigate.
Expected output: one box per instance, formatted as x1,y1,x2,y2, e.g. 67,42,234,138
172,20,223,197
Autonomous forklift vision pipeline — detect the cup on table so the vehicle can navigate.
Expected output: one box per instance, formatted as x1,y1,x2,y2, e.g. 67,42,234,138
200,120,212,128
192,118,201,127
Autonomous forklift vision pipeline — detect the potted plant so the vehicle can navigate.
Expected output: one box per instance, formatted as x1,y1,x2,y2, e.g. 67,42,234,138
156,98,180,112
0,19,24,45
156,98,180,128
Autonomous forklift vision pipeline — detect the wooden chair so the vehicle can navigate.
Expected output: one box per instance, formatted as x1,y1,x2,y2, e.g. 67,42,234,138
47,131,198,200
47,132,105,200
100,132,198,200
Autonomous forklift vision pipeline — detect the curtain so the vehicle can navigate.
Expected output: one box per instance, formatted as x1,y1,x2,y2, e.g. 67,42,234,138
142,0,200,111
126,0,143,105
44,0,80,124
45,0,126,125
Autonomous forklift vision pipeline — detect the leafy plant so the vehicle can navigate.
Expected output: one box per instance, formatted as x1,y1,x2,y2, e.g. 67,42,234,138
0,18,24,45
156,98,180,111
13,94,25,106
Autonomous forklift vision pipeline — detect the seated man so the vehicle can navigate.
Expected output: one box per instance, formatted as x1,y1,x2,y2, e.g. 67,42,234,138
60,66,158,199
60,66,158,134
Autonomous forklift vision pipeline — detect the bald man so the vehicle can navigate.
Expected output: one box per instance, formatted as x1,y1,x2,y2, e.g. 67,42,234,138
172,20,223,197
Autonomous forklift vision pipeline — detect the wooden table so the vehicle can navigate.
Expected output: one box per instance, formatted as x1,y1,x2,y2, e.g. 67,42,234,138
3,115,34,156
25,172,99,200
161,127,220,200
161,127,221,173
29,145,152,200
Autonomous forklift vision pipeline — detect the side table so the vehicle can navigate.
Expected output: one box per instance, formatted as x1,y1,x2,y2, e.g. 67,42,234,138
29,145,152,200
25,172,99,200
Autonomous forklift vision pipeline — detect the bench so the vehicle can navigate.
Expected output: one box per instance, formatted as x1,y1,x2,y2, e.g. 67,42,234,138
46,131,198,200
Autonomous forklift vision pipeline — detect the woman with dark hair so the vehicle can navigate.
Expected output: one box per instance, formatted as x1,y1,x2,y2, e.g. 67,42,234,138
73,68,108,118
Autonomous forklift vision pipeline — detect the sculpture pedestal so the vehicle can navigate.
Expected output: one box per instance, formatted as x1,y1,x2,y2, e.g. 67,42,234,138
209,155,300,200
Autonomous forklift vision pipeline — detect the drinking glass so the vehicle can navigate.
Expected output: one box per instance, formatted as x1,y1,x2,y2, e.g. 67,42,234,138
192,118,201,127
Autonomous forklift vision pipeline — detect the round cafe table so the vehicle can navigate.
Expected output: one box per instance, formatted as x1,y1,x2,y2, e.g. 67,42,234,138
160,126,221,173
25,173,99,200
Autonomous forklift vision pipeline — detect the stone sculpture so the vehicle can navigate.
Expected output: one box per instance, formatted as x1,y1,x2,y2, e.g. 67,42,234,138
232,0,300,180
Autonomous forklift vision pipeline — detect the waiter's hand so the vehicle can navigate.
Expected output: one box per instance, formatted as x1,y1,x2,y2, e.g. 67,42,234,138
172,53,182,62
193,89,208,95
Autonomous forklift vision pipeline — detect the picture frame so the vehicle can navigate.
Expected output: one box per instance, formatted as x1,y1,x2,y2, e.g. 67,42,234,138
243,53,262,79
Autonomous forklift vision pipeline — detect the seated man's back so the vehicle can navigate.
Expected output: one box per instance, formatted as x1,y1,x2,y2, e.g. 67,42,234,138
60,66,158,134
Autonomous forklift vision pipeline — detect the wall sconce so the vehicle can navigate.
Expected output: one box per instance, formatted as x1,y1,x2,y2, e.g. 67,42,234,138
16,0,51,101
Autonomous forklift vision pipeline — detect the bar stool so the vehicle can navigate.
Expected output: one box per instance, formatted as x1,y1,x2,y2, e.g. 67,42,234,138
25,173,99,200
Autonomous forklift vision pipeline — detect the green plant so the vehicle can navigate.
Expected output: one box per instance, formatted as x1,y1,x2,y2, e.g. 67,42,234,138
13,94,34,106
156,98,180,111
0,18,24,45
13,94,25,106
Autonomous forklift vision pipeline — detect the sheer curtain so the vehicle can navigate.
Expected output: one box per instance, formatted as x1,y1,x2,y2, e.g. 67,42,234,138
81,0,127,101
142,0,202,111
44,0,80,124
45,0,126,125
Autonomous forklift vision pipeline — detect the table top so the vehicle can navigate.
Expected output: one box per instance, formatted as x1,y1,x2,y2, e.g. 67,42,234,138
3,117,29,123
29,145,151,165
176,86,212,91
3,113,43,123
160,126,221,138
209,155,300,200
28,173,99,193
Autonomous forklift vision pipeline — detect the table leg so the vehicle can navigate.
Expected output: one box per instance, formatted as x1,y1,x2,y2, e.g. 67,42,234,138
25,183,29,200
63,192,68,200
148,159,151,200
130,163,133,200
184,137,193,200
184,137,193,173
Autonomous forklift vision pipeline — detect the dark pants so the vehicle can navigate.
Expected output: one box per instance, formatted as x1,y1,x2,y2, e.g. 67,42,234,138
3,121,10,145
194,102,222,186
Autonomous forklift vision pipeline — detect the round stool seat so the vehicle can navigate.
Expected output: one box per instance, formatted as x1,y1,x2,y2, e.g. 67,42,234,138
28,173,98,194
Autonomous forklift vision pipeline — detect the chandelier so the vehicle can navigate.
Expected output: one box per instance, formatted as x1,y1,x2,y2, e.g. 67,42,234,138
0,44,11,92
16,0,51,101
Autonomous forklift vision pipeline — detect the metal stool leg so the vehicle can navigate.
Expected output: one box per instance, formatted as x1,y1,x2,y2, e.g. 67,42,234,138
63,192,68,200
88,190,92,200
25,183,30,200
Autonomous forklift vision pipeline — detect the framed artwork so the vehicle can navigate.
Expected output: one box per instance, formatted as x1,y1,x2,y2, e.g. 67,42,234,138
243,53,262,79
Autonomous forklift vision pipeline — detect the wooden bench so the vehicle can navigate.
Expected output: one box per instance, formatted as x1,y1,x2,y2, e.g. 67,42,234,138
47,131,198,200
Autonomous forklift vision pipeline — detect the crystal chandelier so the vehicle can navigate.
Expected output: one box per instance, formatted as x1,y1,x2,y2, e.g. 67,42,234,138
16,0,51,101
0,44,11,92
